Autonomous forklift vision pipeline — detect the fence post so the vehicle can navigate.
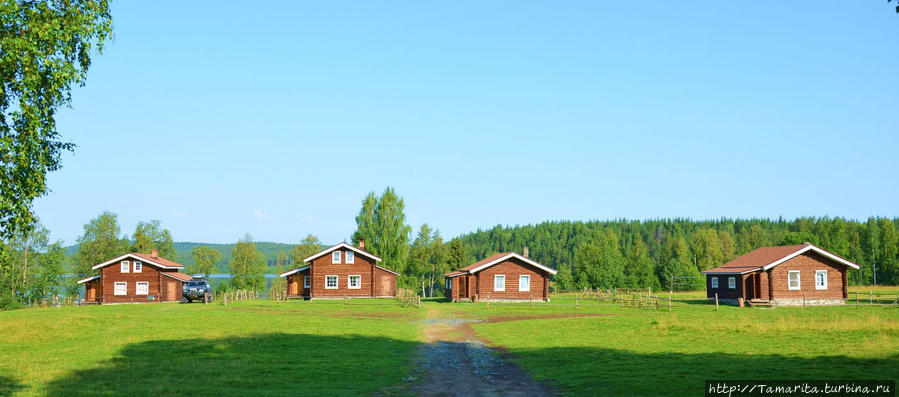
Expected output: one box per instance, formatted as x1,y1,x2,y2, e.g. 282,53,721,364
802,294,806,309
715,293,719,311
576,294,579,310
344,295,348,308
668,291,672,312
856,291,859,308
417,295,421,309
870,290,873,306
486,295,490,310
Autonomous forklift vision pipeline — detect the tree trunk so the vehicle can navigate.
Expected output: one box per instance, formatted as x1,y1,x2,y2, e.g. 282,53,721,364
22,244,29,293
428,266,435,298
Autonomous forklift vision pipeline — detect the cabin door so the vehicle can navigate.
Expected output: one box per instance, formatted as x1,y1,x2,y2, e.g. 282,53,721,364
459,277,468,298
87,285,96,301
744,274,759,300
289,279,299,295
166,281,177,301
380,276,391,296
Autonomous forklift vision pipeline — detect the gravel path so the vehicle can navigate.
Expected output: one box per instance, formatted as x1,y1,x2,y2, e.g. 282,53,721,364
407,312,556,397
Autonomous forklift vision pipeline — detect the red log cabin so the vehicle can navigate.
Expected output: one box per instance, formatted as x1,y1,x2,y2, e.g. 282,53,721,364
279,241,398,299
77,250,193,304
702,243,859,306
444,250,557,302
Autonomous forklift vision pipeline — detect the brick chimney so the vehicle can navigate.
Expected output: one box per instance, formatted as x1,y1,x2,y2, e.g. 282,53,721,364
151,249,159,258
359,239,365,250
523,246,529,258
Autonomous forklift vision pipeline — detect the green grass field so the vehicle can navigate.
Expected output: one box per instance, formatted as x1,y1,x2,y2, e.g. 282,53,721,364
0,292,897,396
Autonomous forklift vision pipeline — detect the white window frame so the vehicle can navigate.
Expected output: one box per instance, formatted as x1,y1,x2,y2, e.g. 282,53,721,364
711,277,719,289
136,281,149,295
788,270,801,291
114,282,127,296
815,270,828,290
345,251,354,264
519,275,530,292
348,275,361,289
133,261,142,273
332,251,341,264
494,275,505,292
728,277,736,289
304,276,310,288
325,275,338,289
120,260,130,273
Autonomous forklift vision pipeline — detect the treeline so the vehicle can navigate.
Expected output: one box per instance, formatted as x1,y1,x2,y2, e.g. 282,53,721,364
455,218,899,291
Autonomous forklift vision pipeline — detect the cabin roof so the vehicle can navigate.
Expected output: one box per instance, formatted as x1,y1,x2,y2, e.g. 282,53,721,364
454,252,557,275
91,253,184,270
302,242,382,263
161,272,193,282
702,243,860,274
279,266,310,277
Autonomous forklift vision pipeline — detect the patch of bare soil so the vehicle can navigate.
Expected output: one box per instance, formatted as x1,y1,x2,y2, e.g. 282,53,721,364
404,310,557,396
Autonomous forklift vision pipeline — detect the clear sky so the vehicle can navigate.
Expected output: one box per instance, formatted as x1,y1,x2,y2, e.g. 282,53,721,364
34,1,899,246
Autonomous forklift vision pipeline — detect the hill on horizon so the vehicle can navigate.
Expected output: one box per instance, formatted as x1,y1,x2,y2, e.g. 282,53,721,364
63,241,311,274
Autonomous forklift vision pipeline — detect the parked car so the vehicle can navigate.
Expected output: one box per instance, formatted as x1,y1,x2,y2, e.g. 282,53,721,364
182,276,211,303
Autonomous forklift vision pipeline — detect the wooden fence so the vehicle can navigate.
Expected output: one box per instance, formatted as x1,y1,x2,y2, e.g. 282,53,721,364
479,287,677,311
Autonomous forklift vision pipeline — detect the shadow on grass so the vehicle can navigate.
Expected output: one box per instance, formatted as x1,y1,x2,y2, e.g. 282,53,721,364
0,376,25,396
506,346,899,396
46,333,420,396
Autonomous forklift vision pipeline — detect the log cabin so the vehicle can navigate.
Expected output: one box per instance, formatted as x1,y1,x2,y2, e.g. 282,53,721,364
279,241,398,299
702,243,859,306
444,249,557,302
77,250,193,304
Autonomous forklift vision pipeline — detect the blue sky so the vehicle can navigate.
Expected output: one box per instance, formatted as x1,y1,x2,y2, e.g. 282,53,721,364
34,1,899,245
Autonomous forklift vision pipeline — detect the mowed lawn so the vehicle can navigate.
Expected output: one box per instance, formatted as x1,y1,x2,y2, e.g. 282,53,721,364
470,292,899,396
0,300,424,396
2,293,898,396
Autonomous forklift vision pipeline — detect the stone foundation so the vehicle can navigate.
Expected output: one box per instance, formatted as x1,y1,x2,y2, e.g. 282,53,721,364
772,298,845,306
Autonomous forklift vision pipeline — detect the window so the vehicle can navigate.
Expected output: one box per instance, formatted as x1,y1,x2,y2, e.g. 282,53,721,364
133,261,142,273
325,275,338,289
346,251,354,264
815,270,828,290
711,277,719,289
494,275,505,292
348,275,361,289
519,275,530,292
121,260,130,273
304,276,310,288
788,270,801,290
446,278,452,290
136,282,149,295
114,282,127,296
728,277,736,289
332,251,341,264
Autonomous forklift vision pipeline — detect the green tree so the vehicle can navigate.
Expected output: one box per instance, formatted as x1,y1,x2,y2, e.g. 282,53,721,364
74,212,126,278
690,228,723,271
130,220,175,259
407,224,433,294
228,234,265,291
26,241,66,302
288,234,322,266
352,187,411,274
878,218,897,285
190,246,222,277
625,238,659,289
0,0,113,241
270,249,288,293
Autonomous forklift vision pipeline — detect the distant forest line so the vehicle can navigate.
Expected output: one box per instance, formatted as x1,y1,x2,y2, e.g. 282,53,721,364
63,217,899,289
455,217,899,290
